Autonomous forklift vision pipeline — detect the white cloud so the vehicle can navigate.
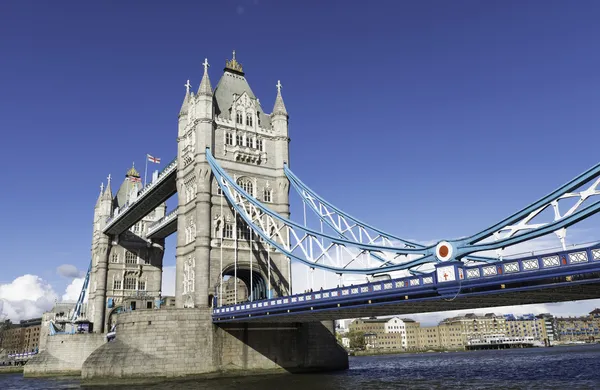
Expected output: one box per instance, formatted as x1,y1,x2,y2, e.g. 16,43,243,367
162,266,175,296
56,264,80,278
0,275,58,322
0,274,89,322
61,278,84,302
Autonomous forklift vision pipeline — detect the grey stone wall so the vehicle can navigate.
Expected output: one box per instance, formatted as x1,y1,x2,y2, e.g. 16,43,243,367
81,308,348,383
24,333,106,377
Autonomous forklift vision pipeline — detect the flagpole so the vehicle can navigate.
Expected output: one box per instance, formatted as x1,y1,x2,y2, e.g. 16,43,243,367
144,154,148,187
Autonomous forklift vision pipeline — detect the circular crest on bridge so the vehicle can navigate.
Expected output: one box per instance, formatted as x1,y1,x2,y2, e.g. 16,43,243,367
435,241,453,261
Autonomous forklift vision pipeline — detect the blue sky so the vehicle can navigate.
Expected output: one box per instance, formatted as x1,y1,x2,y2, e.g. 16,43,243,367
1,1,600,320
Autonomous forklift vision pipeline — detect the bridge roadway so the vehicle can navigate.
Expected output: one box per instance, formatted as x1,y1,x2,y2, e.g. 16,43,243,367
213,243,600,323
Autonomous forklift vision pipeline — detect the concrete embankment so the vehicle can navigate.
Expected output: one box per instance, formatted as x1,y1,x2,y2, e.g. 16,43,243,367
0,366,24,374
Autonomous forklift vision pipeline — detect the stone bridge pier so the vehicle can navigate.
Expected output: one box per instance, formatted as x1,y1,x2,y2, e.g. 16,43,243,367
80,308,348,383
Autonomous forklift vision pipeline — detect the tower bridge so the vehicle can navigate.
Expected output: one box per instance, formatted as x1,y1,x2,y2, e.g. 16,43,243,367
25,51,600,382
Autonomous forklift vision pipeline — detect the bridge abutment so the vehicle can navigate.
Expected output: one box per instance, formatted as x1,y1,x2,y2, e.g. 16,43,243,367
24,333,106,377
80,308,348,383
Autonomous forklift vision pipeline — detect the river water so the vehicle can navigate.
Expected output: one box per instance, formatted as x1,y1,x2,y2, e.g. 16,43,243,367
2,344,600,389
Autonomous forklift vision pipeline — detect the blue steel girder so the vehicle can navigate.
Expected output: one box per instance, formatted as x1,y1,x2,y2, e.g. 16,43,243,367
285,165,496,265
103,159,177,236
208,150,436,274
207,148,600,274
213,243,600,323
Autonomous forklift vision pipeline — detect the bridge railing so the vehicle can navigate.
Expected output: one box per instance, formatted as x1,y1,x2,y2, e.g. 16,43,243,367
147,208,178,236
104,157,177,230
213,243,600,319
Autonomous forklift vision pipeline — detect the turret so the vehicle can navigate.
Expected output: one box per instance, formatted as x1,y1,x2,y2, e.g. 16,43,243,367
271,80,290,169
196,58,213,119
99,174,113,221
178,80,191,137
271,80,288,135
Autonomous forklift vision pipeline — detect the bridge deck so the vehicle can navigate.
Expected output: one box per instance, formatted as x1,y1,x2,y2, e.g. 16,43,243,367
213,244,600,323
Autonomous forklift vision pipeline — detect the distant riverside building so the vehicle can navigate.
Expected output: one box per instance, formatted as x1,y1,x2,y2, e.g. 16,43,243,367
221,277,248,305
555,309,600,342
0,318,42,355
350,317,420,351
504,314,549,344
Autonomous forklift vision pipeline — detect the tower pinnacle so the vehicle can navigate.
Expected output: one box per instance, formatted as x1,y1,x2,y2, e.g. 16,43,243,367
198,58,213,96
224,50,244,75
180,80,191,115
272,79,287,116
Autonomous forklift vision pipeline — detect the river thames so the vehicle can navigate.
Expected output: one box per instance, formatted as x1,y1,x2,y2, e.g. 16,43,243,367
2,344,600,389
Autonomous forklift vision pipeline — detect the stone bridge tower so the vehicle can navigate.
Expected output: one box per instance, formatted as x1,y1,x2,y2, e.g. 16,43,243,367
89,167,166,333
176,53,291,309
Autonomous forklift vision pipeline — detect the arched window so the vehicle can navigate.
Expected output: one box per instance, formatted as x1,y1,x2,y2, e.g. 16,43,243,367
263,188,272,203
237,177,253,196
236,112,243,124
246,114,253,127
236,134,243,146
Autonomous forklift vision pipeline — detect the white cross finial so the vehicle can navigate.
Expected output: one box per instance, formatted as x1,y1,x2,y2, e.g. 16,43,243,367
232,50,236,60
100,182,104,194
276,80,282,94
107,174,111,187
184,80,191,93
203,58,209,73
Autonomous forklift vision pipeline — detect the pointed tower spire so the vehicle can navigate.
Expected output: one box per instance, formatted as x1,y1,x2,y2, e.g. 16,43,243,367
272,80,287,116
198,58,213,96
95,182,104,207
102,174,113,200
180,80,191,115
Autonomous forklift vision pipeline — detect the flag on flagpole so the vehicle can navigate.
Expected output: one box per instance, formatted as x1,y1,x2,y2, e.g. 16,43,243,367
129,176,142,183
147,155,161,164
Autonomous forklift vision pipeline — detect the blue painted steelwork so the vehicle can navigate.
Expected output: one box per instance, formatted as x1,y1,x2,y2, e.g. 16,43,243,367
284,164,424,249
213,243,600,322
207,150,438,274
208,149,600,276
285,165,496,265
464,162,600,245
71,260,91,322
206,149,600,275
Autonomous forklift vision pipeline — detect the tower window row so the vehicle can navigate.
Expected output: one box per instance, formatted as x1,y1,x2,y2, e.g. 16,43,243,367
110,250,150,265
112,277,146,291
236,112,255,127
225,132,264,151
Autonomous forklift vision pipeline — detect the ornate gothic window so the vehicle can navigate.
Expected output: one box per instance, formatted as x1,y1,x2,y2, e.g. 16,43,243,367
186,218,196,244
237,223,251,240
111,252,119,263
257,139,263,151
246,114,253,127
113,279,122,290
236,134,243,146
237,177,253,196
225,132,233,145
247,136,254,148
263,188,272,203
124,277,136,290
138,280,146,291
125,251,137,264
236,112,243,124
224,223,233,239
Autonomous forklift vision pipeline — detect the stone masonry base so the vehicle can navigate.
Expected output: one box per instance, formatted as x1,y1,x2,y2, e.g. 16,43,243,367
80,308,348,383
24,333,106,377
